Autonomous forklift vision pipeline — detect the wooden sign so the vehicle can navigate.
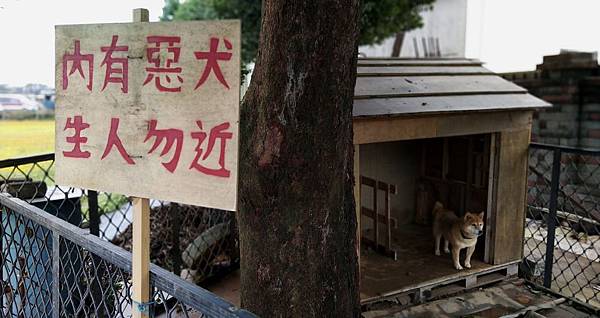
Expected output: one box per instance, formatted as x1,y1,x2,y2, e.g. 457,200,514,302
55,20,241,211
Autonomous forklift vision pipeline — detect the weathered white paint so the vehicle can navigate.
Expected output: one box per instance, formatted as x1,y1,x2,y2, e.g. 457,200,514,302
55,20,241,211
359,0,468,58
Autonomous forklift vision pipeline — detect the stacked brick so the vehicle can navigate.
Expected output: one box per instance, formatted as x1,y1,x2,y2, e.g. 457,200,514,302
502,50,600,148
506,51,600,228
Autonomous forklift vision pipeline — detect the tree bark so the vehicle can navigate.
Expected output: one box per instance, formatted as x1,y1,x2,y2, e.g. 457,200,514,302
238,0,361,317
391,32,405,57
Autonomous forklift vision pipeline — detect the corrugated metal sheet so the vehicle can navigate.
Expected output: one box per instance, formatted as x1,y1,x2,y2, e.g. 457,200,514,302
354,58,551,118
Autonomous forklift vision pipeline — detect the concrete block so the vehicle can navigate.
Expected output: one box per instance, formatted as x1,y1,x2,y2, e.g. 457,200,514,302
581,121,600,130
580,138,600,149
582,103,600,112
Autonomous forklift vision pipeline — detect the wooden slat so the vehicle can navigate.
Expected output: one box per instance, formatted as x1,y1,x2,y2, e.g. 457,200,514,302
384,183,391,251
490,128,531,264
353,110,533,145
373,179,379,250
354,145,360,275
357,66,493,77
358,57,478,61
360,175,376,187
360,207,397,228
357,59,482,67
133,197,151,318
353,93,550,118
354,75,526,98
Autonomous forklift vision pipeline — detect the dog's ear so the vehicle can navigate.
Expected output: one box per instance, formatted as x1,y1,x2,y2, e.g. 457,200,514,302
464,212,472,221
478,212,484,219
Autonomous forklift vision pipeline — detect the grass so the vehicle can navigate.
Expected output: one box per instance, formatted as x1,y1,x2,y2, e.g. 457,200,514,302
0,119,128,215
0,119,55,182
0,119,55,160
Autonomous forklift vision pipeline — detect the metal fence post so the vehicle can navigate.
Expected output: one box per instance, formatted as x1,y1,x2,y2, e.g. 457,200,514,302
88,190,100,237
1,206,4,318
543,148,561,288
52,231,61,318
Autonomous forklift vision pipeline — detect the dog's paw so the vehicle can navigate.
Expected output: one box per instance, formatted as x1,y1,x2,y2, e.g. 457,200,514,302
454,264,463,270
464,262,471,269
444,248,450,254
435,250,441,256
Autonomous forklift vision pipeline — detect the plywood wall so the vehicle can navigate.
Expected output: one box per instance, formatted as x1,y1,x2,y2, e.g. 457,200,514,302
360,141,419,226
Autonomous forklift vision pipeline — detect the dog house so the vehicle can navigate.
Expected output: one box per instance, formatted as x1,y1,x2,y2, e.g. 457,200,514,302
353,58,550,306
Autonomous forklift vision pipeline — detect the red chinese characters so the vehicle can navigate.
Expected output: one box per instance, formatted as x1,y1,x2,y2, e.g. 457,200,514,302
101,118,135,164
189,121,233,178
61,35,234,93
62,117,234,178
194,37,233,89
100,35,129,93
63,115,91,158
144,120,184,173
143,36,183,92
62,40,94,91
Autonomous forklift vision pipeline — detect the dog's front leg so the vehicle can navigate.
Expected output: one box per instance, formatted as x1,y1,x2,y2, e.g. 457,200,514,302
452,247,463,270
464,245,475,269
434,234,441,256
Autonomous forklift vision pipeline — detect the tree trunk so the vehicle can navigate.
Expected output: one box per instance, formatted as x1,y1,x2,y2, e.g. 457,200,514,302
238,0,361,317
391,32,405,57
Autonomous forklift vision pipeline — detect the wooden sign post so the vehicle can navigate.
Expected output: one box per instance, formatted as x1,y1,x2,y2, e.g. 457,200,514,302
132,196,150,317
54,8,241,317
131,9,151,318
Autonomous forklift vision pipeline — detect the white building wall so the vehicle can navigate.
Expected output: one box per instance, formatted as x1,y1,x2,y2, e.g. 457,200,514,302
359,0,468,58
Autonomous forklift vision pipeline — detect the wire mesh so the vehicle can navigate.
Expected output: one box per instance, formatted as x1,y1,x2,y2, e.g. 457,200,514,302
0,154,239,285
0,194,253,318
1,207,53,318
525,143,600,308
1,154,244,317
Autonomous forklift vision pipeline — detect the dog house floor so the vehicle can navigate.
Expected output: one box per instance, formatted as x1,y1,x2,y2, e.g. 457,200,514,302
360,223,491,300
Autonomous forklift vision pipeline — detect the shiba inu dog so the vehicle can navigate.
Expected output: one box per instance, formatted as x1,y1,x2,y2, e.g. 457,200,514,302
432,201,484,270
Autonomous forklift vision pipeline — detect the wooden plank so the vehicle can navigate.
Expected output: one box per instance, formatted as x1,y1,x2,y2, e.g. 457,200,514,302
131,9,151,318
373,178,379,251
491,128,531,264
353,110,533,145
54,12,241,211
357,59,482,67
485,134,499,263
354,144,360,274
357,66,493,76
353,93,549,118
132,196,150,318
361,259,520,304
465,138,474,211
384,183,391,251
358,57,478,61
354,75,526,99
360,207,397,228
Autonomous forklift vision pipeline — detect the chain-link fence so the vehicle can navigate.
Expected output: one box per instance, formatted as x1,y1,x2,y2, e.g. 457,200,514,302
0,153,239,285
1,153,242,317
524,142,600,309
1,193,254,318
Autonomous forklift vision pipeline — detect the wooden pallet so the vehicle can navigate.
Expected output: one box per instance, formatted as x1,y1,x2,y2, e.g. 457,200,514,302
361,261,519,308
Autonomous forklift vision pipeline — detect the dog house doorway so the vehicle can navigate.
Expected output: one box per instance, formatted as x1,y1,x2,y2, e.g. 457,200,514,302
358,133,498,302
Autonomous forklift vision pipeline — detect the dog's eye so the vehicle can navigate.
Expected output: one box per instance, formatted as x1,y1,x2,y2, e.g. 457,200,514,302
472,224,476,227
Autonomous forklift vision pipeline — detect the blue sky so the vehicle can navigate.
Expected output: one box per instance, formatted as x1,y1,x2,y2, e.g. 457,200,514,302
1,0,599,86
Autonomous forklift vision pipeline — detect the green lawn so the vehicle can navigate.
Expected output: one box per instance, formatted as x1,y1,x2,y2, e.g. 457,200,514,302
0,119,128,215
0,119,55,182
0,119,55,160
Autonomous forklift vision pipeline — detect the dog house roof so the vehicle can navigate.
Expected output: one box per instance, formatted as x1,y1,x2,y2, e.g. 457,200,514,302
353,58,551,118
